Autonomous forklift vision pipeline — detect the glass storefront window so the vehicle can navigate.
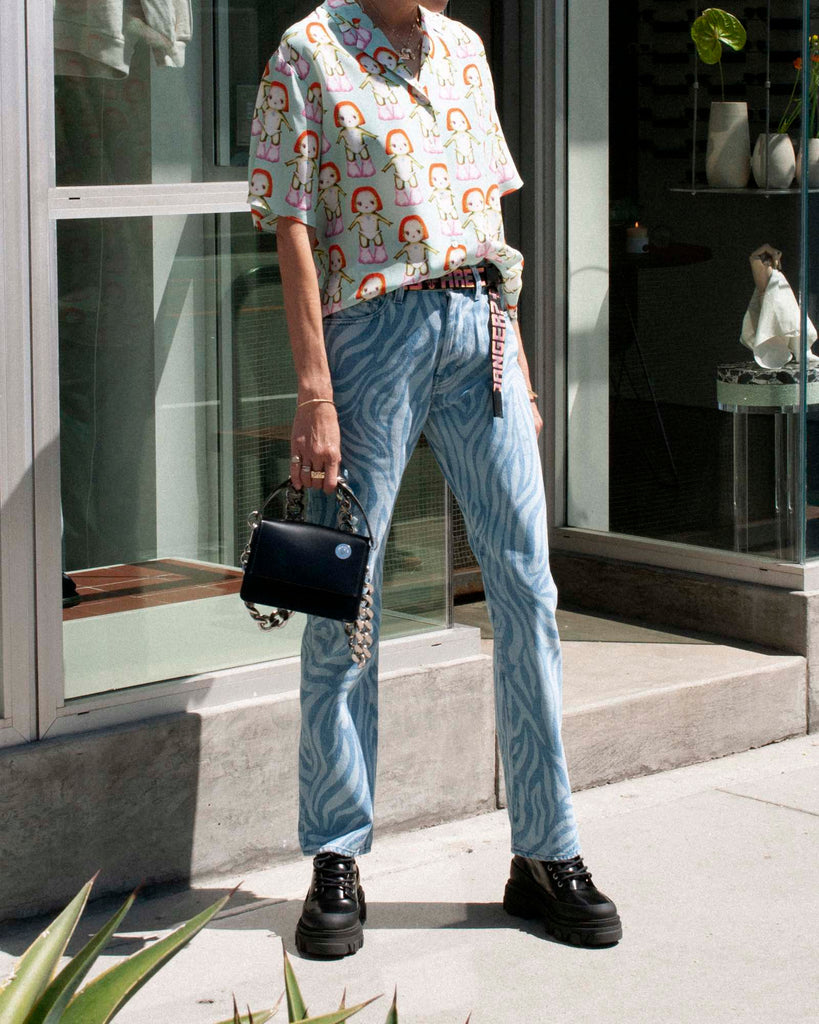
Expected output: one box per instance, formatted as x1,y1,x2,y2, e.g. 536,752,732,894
567,0,816,565
58,212,446,699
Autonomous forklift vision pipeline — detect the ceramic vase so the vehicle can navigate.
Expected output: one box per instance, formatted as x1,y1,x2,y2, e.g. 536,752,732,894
705,101,751,188
751,133,796,189
796,138,819,188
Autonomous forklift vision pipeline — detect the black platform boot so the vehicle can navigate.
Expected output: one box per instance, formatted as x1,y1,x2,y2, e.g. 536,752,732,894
503,854,622,947
295,852,366,957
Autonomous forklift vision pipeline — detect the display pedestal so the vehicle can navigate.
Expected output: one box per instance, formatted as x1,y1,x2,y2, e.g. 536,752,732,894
716,361,819,557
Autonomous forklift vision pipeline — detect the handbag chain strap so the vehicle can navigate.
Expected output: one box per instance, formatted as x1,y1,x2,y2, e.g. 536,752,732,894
240,483,306,631
336,485,375,666
240,481,375,667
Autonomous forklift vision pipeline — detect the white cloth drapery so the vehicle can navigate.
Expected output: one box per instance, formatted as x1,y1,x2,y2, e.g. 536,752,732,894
740,268,818,369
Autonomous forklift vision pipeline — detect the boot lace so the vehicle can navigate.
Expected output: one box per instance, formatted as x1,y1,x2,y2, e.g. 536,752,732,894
544,855,593,888
313,852,358,899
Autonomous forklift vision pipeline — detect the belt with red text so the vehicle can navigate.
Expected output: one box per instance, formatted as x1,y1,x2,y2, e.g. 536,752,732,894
403,262,506,418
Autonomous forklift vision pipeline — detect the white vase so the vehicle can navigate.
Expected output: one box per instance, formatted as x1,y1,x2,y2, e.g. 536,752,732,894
751,133,795,189
795,138,819,188
706,101,751,188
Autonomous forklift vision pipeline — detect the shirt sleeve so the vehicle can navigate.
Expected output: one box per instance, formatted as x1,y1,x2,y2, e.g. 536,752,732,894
488,119,524,198
247,37,321,234
474,43,524,197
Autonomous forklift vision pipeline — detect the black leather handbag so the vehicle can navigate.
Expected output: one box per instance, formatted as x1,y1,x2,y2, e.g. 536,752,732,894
240,478,375,666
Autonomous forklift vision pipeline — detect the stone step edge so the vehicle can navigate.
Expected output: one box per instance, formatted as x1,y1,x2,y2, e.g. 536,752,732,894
497,654,808,804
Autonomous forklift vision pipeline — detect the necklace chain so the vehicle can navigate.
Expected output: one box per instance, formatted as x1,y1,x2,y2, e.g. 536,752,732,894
359,0,422,61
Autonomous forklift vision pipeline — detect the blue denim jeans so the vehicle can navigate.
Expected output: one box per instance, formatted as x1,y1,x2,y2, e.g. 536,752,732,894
299,277,582,862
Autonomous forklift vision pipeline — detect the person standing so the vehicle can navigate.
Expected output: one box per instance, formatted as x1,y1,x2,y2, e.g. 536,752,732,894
247,0,622,956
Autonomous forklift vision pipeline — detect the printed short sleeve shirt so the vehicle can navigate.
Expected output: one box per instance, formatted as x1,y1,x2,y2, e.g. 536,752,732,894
247,0,525,317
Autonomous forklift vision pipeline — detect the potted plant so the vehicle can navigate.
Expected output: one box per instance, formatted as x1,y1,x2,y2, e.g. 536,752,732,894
753,39,819,190
794,34,819,187
691,8,749,187
752,63,799,189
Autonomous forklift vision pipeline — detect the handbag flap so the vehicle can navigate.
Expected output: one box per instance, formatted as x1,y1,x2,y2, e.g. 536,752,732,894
245,518,369,598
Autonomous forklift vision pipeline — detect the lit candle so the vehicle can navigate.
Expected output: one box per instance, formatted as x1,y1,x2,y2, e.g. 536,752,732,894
626,221,649,254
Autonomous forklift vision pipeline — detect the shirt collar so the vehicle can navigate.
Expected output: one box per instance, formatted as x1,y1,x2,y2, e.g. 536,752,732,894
322,0,436,99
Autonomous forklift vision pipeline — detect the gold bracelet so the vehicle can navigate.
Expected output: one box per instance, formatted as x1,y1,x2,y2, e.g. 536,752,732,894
526,387,539,400
297,397,335,409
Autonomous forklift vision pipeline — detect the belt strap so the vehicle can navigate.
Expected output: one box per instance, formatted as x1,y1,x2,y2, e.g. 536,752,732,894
404,262,506,419
483,262,505,419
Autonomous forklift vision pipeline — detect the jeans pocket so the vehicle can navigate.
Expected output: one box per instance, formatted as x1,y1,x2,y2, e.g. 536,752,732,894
324,294,390,326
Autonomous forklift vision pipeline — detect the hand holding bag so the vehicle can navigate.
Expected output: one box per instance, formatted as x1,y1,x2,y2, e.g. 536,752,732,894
240,478,375,667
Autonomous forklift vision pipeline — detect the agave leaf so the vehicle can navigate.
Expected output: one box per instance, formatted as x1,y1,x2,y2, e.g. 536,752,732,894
691,8,746,64
213,992,282,1024
298,999,379,1024
60,891,232,1024
0,876,95,1024
27,889,137,1024
213,1002,278,1024
282,947,308,1021
338,988,346,1011
211,1011,277,1024
383,988,398,1024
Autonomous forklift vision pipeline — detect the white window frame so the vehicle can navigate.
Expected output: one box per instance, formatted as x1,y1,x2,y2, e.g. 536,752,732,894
0,0,36,745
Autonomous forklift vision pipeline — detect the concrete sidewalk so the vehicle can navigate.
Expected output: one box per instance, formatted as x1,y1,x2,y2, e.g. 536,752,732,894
2,735,818,1023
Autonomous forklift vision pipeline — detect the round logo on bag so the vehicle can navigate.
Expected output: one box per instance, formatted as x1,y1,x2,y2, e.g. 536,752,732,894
335,543,352,560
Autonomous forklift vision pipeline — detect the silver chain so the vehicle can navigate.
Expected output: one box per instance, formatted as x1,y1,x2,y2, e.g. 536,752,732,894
344,574,375,664
359,0,422,61
241,483,375,667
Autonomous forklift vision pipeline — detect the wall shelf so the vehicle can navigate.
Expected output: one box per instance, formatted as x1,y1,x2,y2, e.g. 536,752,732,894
670,187,819,196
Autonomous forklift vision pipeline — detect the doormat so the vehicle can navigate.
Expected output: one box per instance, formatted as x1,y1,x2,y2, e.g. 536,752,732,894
63,559,242,621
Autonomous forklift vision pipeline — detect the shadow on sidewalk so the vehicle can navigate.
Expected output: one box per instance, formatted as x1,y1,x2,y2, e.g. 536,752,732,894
0,889,577,962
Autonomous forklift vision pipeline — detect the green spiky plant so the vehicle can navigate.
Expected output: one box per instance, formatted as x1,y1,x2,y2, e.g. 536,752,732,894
0,878,472,1023
691,8,747,101
0,875,277,1024
279,944,471,1023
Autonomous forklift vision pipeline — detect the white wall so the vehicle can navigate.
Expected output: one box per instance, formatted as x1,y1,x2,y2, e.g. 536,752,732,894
566,0,610,531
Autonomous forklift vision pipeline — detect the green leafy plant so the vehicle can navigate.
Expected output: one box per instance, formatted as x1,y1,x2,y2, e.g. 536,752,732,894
0,876,275,1024
777,34,819,136
691,8,747,101
279,945,377,1024
279,952,470,1023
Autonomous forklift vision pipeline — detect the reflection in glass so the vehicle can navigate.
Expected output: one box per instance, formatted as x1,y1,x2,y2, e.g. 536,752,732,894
53,1,317,186
58,213,446,699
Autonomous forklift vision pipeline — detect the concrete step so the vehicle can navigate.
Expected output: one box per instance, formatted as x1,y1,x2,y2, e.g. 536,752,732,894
0,605,806,924
561,636,806,791
453,602,808,801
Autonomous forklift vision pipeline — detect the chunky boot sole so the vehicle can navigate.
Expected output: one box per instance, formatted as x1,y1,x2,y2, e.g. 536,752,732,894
503,878,622,947
295,918,364,957
295,891,367,958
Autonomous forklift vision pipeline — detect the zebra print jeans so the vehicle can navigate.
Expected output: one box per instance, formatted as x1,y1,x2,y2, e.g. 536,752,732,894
298,277,582,862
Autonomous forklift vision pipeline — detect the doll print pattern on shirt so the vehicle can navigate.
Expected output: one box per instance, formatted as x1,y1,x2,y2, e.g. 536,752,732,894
248,0,525,317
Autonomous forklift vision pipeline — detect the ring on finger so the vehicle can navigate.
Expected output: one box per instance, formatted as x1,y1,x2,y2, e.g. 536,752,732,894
300,463,312,473
311,470,326,479
290,454,302,464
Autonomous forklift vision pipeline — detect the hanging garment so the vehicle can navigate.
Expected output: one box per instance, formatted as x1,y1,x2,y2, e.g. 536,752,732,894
54,0,192,78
